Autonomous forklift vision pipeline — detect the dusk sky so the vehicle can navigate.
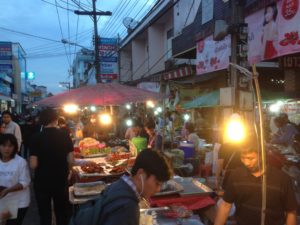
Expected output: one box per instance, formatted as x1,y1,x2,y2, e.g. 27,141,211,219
0,0,156,93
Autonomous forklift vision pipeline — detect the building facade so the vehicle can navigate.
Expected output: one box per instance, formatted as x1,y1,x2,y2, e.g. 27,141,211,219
0,42,27,113
72,49,95,88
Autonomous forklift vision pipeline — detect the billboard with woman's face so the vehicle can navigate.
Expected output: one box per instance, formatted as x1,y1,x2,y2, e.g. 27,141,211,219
246,0,300,65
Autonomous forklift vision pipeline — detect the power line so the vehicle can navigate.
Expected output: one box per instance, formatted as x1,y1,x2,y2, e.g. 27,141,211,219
101,0,131,35
67,0,72,62
41,0,75,11
55,0,72,66
0,26,62,43
73,0,81,63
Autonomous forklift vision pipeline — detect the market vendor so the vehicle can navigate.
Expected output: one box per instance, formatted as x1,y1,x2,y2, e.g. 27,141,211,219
184,122,200,152
144,119,163,151
271,116,299,147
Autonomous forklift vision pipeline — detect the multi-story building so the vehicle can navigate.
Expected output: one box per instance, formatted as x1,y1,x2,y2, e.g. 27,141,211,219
72,49,95,88
0,42,27,113
119,0,196,89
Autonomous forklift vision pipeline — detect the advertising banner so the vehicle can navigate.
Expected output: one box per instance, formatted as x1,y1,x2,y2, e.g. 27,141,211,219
137,82,160,93
0,42,12,60
99,38,118,80
196,35,231,75
0,64,12,73
246,0,300,65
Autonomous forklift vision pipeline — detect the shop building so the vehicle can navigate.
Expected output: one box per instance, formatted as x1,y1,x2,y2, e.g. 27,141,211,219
119,0,196,90
0,42,27,113
72,49,95,88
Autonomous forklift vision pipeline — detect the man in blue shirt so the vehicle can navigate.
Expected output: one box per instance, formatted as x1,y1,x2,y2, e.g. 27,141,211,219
271,116,299,146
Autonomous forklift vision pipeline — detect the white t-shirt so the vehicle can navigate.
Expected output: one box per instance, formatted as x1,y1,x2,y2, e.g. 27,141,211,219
188,133,200,151
0,155,31,208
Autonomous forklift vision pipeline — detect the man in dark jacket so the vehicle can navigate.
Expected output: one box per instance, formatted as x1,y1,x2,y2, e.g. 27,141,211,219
99,149,172,225
215,137,297,225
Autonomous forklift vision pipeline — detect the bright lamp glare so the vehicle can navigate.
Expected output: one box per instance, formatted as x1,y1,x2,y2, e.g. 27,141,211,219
125,104,131,110
156,107,162,113
226,119,245,142
99,114,112,125
126,119,133,127
146,100,155,108
154,111,159,115
90,106,96,112
183,114,190,121
63,104,79,114
269,104,280,113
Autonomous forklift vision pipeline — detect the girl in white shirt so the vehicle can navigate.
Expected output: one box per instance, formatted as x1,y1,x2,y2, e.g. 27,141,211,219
0,134,30,225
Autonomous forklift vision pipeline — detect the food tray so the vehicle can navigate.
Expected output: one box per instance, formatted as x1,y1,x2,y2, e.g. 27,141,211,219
74,166,127,178
154,180,184,196
69,186,99,205
173,177,213,196
82,153,108,158
73,181,106,197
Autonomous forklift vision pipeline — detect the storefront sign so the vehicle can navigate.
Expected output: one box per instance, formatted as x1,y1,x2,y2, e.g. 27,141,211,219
0,64,12,73
196,35,231,75
98,38,118,80
246,0,300,65
279,55,300,68
137,82,160,93
0,42,12,60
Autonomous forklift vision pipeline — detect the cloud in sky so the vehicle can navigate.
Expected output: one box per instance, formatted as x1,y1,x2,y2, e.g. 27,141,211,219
0,0,157,93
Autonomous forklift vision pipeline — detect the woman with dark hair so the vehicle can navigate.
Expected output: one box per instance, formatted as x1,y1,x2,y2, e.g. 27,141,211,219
262,2,278,59
144,119,163,151
30,108,74,225
0,134,31,225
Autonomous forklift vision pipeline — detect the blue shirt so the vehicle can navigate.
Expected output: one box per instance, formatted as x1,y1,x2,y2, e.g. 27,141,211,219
271,123,299,146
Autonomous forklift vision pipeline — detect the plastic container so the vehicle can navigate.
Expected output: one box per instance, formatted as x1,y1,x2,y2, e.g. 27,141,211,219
179,141,195,160
132,137,147,153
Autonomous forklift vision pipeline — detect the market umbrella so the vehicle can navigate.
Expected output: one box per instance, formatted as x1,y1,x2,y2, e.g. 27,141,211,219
33,83,165,107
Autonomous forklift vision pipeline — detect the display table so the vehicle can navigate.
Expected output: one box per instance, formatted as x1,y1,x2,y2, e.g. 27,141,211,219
150,195,215,211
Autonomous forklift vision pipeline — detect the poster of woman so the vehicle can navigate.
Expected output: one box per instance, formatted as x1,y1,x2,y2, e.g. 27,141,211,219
247,0,300,65
262,3,278,59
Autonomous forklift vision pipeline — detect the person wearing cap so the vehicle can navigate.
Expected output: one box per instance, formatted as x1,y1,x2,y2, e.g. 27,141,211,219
1,111,22,152
214,137,297,225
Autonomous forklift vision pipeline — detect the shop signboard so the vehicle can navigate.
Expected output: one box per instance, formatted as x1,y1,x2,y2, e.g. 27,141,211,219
196,35,231,75
279,54,300,68
0,64,12,73
98,38,118,80
246,0,300,65
137,82,160,93
0,42,12,60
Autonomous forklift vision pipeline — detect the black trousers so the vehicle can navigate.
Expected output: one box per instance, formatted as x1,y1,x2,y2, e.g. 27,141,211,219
6,207,28,225
34,183,71,225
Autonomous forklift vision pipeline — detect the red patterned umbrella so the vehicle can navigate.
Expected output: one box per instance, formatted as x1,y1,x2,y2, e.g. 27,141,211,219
33,83,164,107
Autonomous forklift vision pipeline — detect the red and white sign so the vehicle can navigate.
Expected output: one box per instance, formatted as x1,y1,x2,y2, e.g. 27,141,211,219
196,35,231,75
246,0,300,65
163,66,193,80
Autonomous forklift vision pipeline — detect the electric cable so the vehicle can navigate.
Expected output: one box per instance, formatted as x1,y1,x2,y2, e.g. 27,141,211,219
55,0,72,66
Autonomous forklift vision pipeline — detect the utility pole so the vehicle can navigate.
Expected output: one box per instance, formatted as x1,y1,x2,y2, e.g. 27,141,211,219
74,1,112,83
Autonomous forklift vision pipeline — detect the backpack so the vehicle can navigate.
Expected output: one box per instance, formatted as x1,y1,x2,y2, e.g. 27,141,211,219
69,189,137,225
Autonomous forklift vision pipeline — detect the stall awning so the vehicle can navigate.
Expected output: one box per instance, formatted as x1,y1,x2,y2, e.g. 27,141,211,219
163,66,193,80
182,90,220,109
